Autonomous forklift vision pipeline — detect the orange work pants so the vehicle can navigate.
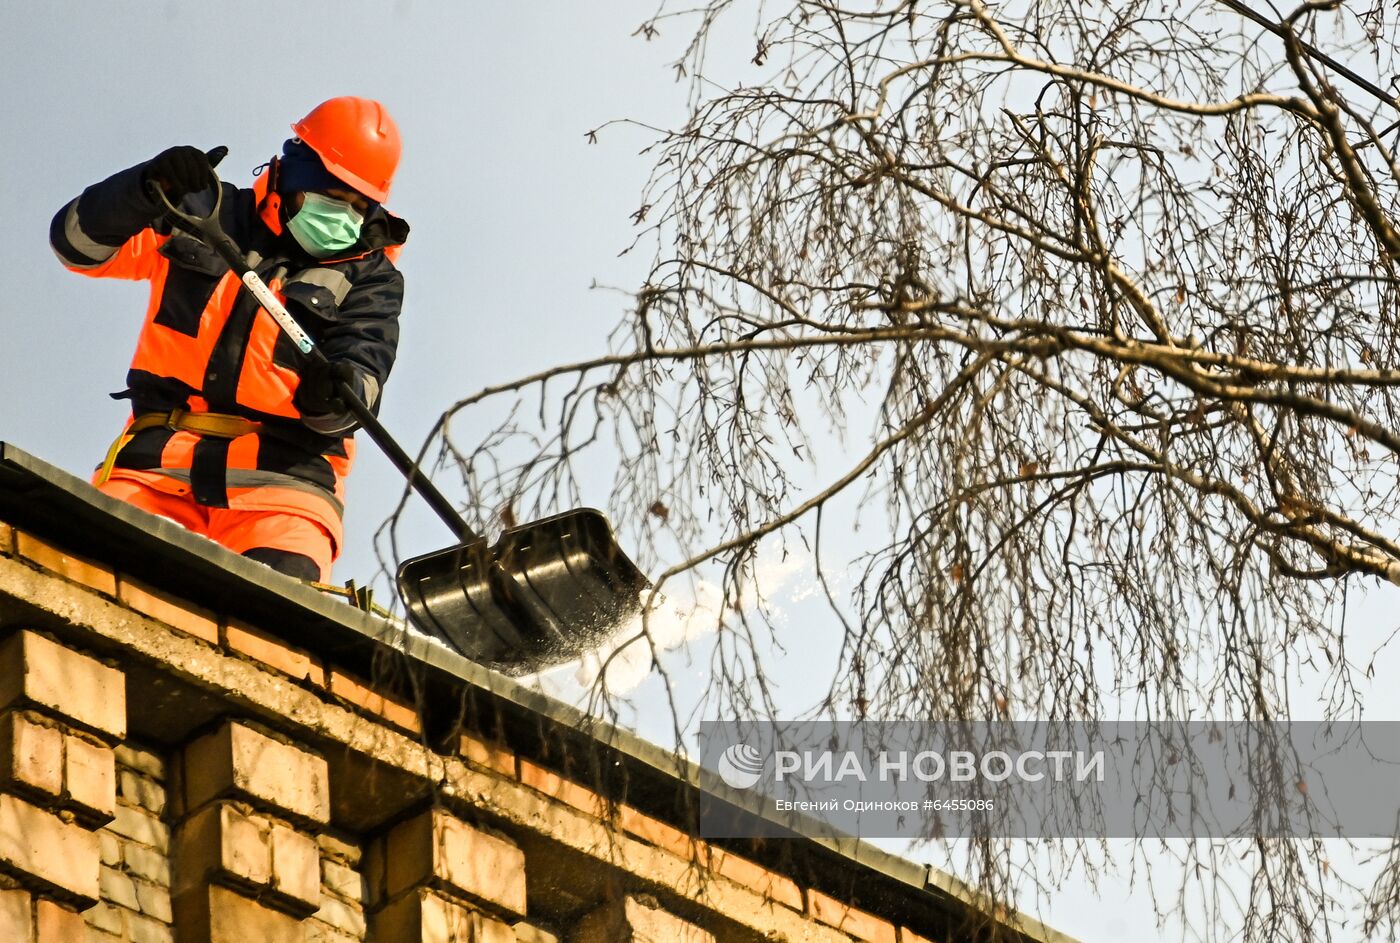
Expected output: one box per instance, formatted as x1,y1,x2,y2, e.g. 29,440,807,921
97,476,334,582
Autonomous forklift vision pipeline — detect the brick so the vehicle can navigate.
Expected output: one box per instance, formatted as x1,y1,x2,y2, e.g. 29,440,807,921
0,887,31,943
329,670,421,734
99,830,122,867
183,721,329,827
136,878,173,922
224,619,325,687
35,899,85,943
519,761,605,818
87,900,125,935
807,889,897,943
322,858,362,900
173,803,271,896
220,808,273,887
313,895,366,937
116,744,166,779
513,923,559,943
0,719,116,827
120,768,168,815
0,792,100,905
617,805,694,859
0,631,126,740
173,884,303,943
14,531,117,596
123,842,171,885
64,733,116,825
126,910,174,943
117,576,220,644
270,823,321,913
459,734,515,777
175,801,320,916
368,809,526,917
573,896,716,943
371,887,476,943
101,865,140,910
0,711,64,798
707,848,803,911
110,802,169,851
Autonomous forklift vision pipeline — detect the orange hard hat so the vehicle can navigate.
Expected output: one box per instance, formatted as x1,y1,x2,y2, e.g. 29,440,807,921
291,97,401,203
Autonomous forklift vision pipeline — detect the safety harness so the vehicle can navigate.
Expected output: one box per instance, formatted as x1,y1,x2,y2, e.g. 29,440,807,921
97,409,262,485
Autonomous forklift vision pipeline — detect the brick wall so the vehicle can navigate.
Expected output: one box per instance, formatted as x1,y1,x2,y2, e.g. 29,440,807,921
0,517,1069,943
92,744,173,941
312,832,366,943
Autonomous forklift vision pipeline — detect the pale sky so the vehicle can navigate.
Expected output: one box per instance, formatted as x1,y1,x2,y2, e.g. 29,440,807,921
8,5,1400,941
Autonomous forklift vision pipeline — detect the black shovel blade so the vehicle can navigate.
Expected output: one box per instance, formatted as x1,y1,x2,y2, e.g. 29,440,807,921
396,509,649,674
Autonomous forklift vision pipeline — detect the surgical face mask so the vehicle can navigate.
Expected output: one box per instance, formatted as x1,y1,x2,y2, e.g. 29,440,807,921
286,192,365,258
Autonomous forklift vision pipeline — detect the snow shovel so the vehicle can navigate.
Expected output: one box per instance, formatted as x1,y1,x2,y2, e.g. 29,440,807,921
150,174,649,673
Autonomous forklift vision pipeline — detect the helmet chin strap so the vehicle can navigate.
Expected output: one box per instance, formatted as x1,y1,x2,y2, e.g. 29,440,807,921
254,157,285,236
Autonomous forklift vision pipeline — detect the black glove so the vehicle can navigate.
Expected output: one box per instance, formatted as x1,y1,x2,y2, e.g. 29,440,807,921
296,360,359,415
143,145,227,201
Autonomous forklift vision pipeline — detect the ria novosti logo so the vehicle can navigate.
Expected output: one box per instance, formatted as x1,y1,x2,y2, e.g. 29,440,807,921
717,743,765,789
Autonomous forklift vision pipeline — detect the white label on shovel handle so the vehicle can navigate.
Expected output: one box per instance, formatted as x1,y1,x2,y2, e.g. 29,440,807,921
241,271,315,354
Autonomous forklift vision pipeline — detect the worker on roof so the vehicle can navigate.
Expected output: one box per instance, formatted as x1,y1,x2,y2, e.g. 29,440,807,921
50,97,409,582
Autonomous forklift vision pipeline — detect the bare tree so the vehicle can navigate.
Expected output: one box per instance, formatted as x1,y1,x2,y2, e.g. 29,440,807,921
414,0,1400,938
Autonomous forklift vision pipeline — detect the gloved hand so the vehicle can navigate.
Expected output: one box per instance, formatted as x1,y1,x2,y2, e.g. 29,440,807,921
144,145,227,201
295,359,359,415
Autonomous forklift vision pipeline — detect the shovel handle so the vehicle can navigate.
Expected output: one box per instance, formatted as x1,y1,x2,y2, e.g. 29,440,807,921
329,380,480,543
149,177,481,544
